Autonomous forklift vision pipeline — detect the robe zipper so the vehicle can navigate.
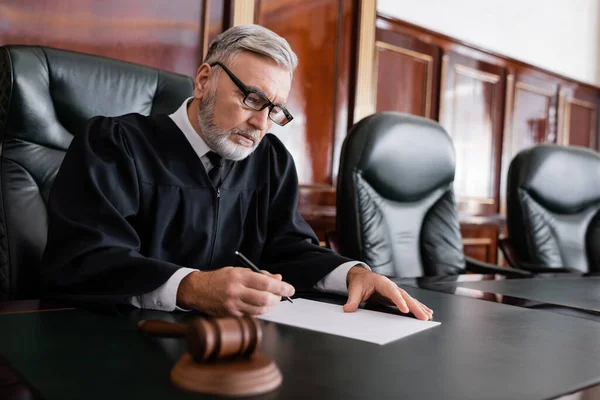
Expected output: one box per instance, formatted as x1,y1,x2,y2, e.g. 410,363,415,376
208,187,220,266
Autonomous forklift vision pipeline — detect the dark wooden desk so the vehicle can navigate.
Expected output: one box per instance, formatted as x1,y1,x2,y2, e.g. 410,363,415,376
2,284,600,400
453,275,600,312
397,274,600,323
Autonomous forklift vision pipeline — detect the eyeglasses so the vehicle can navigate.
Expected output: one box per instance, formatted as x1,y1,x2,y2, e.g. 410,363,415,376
209,62,293,127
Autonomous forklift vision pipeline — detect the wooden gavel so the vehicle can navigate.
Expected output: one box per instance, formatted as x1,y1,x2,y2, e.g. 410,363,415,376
138,316,281,396
137,317,263,363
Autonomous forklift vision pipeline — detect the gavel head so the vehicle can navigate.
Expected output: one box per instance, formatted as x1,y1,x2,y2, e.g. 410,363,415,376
187,316,263,363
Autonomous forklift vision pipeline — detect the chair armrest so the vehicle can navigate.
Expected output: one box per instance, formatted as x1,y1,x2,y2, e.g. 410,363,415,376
498,238,520,269
498,238,580,274
465,257,532,277
514,262,582,274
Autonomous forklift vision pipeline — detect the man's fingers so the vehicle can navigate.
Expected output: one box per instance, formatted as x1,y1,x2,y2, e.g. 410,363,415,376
343,284,365,313
242,270,295,297
260,270,283,281
415,299,433,314
236,299,276,316
399,289,430,321
423,305,433,320
375,282,409,313
417,302,432,320
419,301,433,316
239,287,282,308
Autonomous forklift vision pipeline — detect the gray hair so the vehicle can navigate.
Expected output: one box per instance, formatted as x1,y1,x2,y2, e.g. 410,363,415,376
203,24,298,75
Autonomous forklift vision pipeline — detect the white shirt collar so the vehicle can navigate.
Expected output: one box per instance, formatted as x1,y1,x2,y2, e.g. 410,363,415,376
169,97,212,163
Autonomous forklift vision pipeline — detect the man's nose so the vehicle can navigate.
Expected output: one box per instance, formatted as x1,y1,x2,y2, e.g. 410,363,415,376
248,107,271,131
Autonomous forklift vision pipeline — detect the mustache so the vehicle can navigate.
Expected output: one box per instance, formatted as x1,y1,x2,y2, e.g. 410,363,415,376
229,129,260,144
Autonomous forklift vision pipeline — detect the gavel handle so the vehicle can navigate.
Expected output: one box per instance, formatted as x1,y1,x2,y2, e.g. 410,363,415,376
137,320,188,338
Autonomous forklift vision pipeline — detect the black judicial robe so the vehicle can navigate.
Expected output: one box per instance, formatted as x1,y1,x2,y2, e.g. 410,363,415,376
41,114,352,305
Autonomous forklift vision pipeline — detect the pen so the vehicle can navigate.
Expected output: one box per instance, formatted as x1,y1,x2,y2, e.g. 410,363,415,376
234,251,294,303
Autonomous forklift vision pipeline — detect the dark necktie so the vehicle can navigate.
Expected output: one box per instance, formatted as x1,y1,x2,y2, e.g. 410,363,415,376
206,151,224,188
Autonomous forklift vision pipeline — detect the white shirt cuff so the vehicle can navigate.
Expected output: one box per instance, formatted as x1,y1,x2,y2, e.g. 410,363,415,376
314,261,371,295
129,267,197,311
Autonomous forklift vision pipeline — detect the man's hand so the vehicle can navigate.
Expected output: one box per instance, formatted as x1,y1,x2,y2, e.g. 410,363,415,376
343,266,433,321
176,267,295,316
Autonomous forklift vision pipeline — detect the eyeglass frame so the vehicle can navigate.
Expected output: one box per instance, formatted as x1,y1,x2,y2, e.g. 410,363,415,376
209,61,294,126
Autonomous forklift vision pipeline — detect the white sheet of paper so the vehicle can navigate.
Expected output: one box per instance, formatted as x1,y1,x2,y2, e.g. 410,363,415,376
258,298,440,345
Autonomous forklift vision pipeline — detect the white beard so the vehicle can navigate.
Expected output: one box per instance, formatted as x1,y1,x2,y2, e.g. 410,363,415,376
197,92,261,161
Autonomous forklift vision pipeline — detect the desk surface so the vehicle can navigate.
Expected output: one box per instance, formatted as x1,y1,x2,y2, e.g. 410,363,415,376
2,286,600,400
397,274,600,322
453,276,600,313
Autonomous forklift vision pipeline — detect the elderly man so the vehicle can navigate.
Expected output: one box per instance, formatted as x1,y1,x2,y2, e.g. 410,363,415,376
42,25,432,320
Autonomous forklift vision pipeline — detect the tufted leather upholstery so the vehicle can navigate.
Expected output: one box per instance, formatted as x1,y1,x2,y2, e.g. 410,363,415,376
0,46,193,299
507,144,600,273
336,112,467,278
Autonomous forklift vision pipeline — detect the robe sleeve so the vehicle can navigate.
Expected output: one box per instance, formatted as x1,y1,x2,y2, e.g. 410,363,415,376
41,116,181,305
259,136,353,290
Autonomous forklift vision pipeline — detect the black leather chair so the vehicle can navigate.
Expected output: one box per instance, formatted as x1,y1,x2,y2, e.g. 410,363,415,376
335,112,529,278
0,46,193,300
505,144,600,274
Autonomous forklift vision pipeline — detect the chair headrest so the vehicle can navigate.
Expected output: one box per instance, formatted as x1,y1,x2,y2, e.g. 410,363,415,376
3,45,193,149
341,112,455,201
508,144,600,213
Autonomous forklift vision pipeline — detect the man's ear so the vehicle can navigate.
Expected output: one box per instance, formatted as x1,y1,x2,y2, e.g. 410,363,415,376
193,63,212,100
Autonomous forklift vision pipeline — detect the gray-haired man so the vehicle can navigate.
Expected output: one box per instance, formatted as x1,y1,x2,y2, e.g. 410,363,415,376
42,25,432,320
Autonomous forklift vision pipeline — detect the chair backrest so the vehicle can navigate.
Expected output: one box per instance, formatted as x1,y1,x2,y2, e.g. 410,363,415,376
506,144,600,273
336,112,465,278
0,46,194,299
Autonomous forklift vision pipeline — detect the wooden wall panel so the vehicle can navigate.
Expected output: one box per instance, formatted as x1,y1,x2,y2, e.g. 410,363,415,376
499,70,560,212
512,83,558,147
561,85,599,148
567,102,596,147
439,50,506,216
509,71,560,146
255,0,356,239
0,0,226,76
206,0,229,58
255,0,337,189
460,219,499,264
374,29,441,119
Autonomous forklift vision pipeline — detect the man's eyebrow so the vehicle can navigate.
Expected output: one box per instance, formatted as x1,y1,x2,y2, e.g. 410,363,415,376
246,85,287,108
246,85,270,99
